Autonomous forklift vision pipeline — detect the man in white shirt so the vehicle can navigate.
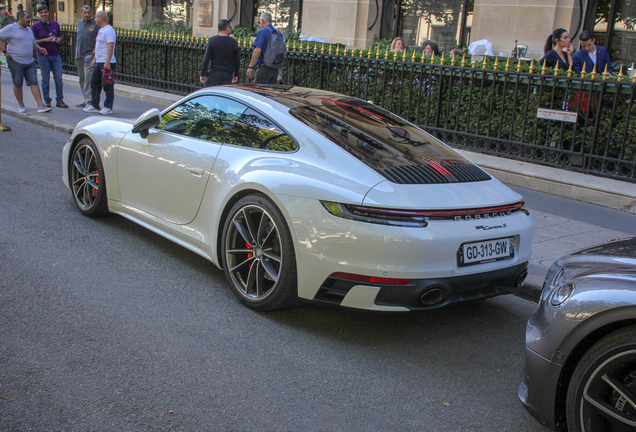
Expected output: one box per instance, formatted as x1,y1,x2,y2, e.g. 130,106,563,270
84,10,116,115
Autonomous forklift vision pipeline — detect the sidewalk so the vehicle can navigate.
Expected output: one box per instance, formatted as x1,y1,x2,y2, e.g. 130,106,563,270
2,65,635,302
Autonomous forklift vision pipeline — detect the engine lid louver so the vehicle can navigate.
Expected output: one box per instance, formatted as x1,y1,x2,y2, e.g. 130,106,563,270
379,163,491,185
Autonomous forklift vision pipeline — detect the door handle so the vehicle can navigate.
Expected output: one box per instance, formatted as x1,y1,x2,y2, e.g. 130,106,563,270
185,166,205,176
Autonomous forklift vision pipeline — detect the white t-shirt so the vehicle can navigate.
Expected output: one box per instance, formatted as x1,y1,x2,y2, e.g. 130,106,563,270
95,25,116,63
589,46,598,65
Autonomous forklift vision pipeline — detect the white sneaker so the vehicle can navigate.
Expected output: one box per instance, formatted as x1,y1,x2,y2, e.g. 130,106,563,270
37,104,52,113
99,107,113,115
83,105,99,113
18,105,27,113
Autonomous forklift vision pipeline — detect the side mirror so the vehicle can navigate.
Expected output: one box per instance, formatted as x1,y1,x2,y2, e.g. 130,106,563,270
132,108,162,139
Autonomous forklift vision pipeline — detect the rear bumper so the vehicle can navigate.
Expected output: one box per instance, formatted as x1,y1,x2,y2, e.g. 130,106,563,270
314,262,528,310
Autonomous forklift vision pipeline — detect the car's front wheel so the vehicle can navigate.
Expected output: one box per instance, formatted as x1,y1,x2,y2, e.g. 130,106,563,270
221,194,298,310
566,325,636,432
69,138,109,217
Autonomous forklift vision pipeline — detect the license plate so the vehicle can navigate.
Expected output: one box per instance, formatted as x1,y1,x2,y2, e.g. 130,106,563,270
457,237,515,267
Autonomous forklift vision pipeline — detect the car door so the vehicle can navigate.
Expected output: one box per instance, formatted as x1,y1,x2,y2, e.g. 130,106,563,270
117,95,248,225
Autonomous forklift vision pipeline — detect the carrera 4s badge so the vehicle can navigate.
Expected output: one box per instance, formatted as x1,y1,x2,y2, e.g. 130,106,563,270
475,224,507,230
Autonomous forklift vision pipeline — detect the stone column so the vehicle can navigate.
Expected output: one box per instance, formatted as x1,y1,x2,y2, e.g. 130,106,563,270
113,0,154,30
192,0,235,37
472,0,581,60
301,0,381,48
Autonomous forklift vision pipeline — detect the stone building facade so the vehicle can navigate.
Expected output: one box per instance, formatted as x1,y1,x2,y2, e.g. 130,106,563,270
27,0,635,65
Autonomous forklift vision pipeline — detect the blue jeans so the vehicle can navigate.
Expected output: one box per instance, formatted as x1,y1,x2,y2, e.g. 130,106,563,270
7,59,38,87
38,54,64,103
91,63,116,109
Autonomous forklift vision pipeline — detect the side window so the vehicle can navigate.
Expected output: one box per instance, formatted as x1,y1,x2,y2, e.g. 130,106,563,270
226,108,297,152
157,96,247,143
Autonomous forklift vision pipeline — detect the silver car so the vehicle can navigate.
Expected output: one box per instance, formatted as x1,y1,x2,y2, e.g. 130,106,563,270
518,237,636,431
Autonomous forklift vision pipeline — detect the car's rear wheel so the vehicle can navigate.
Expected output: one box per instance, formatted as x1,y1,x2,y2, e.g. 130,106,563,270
69,138,109,217
221,194,298,310
566,325,636,432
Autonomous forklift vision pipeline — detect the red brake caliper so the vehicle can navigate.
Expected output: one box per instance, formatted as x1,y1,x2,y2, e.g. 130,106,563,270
246,242,253,267
93,170,99,194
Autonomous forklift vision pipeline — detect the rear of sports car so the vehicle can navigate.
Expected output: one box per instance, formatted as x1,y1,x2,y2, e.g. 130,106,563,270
277,94,535,311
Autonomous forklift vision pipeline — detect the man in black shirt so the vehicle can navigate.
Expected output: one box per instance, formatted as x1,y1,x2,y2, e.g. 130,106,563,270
200,20,240,87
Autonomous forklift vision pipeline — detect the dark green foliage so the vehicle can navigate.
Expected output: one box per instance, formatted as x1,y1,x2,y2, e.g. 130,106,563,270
143,19,192,34
0,15,16,28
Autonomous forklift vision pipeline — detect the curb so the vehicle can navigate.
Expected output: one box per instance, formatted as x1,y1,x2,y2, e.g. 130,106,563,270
459,150,636,215
1,106,75,134
59,73,183,107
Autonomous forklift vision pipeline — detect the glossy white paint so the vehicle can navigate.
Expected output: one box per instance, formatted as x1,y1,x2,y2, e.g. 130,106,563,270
62,86,536,311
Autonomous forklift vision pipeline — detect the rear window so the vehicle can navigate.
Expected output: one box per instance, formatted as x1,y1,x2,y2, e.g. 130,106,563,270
290,98,491,184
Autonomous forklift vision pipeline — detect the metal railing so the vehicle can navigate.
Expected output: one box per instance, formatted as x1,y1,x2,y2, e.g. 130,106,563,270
58,28,636,183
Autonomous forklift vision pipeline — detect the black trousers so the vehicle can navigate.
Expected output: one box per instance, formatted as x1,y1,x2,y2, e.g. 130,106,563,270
255,65,278,84
204,72,233,87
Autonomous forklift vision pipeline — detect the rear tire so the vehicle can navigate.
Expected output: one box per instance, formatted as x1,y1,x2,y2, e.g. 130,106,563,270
566,325,636,432
221,194,299,310
69,138,109,217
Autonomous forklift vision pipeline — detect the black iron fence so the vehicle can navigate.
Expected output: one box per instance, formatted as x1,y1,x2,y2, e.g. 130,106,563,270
59,27,636,183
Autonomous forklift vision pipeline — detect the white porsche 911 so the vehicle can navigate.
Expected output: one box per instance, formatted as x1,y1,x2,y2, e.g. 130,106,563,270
62,85,535,311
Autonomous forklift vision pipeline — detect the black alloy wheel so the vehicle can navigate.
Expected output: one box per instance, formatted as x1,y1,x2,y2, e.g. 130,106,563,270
566,326,636,432
221,194,298,310
69,138,109,217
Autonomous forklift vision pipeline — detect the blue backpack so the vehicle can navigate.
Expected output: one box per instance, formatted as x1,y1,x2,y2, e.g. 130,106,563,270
263,27,286,69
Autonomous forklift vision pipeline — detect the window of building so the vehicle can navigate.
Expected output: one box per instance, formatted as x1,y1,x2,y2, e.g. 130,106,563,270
162,0,192,30
587,0,636,67
255,0,302,34
396,0,472,49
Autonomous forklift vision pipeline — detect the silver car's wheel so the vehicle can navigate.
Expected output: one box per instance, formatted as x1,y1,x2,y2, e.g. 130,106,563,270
69,139,109,217
222,194,298,310
566,326,636,432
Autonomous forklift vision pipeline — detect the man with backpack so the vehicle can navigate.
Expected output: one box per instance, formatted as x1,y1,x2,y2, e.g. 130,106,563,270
246,12,285,84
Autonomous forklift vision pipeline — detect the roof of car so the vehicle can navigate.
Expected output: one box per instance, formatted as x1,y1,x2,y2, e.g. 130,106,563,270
209,85,361,109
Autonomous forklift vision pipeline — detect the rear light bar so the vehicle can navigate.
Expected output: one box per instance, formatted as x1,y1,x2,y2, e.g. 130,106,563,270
330,272,410,285
320,200,526,226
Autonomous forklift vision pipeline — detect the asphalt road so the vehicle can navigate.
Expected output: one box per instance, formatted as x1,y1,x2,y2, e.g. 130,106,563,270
2,116,549,431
